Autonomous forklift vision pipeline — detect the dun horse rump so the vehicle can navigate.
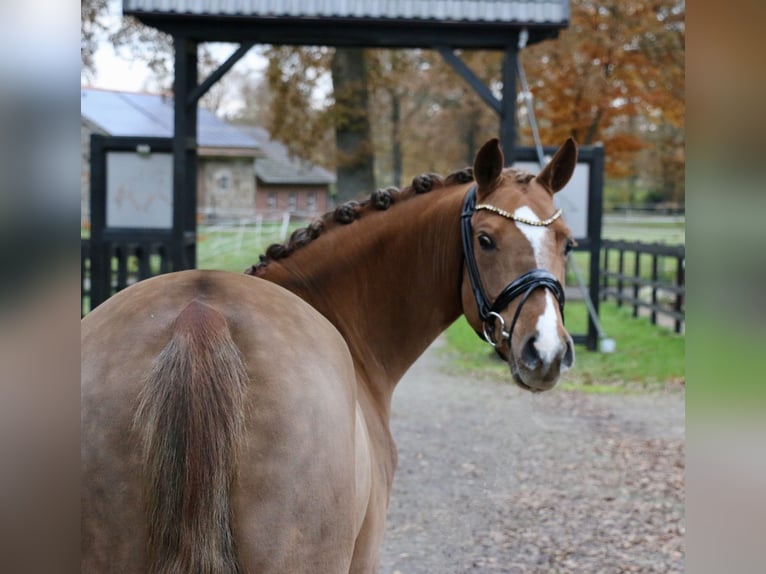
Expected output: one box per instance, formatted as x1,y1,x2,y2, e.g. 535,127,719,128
82,271,362,573
82,138,578,573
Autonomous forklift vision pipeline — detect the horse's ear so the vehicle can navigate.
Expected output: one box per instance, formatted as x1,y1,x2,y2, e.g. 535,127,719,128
473,138,504,197
535,137,578,194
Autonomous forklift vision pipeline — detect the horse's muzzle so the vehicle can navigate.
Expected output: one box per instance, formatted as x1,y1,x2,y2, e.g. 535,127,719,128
509,332,575,392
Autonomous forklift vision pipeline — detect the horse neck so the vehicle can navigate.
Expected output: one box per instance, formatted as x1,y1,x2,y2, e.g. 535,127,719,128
260,185,467,414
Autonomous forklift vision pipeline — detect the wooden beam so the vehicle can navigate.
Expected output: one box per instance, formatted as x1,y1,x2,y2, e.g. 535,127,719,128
187,42,255,106
436,47,501,116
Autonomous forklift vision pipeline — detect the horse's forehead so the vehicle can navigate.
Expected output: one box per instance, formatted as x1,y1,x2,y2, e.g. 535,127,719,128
487,174,560,266
492,173,552,213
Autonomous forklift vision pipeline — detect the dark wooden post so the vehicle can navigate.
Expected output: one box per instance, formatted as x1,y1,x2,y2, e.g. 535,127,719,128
601,245,609,302
632,252,641,318
651,253,659,325
674,255,685,333
617,248,625,307
500,45,517,162
586,146,605,350
173,35,198,270
88,135,108,308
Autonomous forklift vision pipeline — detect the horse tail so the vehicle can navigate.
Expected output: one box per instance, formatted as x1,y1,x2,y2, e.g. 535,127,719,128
135,300,248,574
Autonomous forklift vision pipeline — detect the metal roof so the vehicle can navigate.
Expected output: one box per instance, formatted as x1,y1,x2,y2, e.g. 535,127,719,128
81,87,261,150
123,0,569,24
244,127,336,186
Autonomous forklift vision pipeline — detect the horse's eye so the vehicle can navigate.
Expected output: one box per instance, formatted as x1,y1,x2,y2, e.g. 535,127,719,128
564,239,576,255
478,233,496,251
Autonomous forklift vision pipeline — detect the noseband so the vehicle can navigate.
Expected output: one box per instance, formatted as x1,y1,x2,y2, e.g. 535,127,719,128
461,185,566,348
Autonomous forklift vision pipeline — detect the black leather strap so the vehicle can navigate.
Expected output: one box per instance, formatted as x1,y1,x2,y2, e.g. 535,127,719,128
461,186,493,320
491,269,565,317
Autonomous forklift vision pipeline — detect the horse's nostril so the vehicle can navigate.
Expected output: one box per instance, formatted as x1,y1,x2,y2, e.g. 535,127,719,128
562,339,575,369
521,336,541,369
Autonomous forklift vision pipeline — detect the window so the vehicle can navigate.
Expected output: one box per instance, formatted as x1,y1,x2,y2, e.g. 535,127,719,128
307,191,317,213
288,191,297,212
215,171,230,191
267,191,277,210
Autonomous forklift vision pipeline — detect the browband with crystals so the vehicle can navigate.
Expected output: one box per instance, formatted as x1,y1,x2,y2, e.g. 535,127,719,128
474,204,563,227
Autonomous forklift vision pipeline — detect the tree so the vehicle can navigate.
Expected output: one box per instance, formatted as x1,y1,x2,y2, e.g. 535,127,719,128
331,49,376,202
81,0,227,113
261,47,379,201
261,46,335,168
520,0,685,200
81,0,109,79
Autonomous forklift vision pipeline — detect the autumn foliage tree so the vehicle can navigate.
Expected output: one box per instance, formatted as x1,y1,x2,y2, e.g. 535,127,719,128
259,0,684,202
368,49,496,186
260,47,501,189
262,47,335,168
520,0,685,200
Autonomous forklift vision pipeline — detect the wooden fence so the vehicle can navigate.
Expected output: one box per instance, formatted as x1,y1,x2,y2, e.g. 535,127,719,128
81,238,172,316
599,239,685,333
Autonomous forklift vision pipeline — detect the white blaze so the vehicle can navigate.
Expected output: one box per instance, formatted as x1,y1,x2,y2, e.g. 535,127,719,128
512,206,551,269
513,206,565,366
535,291,565,366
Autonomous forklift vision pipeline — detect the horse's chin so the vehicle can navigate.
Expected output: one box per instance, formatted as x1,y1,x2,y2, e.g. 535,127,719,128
508,356,560,393
492,345,560,393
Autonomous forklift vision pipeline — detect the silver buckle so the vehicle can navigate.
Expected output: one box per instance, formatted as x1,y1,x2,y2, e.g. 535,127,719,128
482,311,509,348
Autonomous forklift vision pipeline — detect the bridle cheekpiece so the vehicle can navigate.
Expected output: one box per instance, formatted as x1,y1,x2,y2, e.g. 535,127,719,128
461,184,566,348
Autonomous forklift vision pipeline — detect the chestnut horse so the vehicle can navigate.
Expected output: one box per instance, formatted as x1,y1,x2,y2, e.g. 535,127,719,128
81,138,577,573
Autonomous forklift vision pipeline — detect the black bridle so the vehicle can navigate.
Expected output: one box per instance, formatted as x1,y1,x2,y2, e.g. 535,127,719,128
461,185,566,348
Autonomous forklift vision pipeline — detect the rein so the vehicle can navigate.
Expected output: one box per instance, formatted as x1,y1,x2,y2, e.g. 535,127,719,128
461,185,566,348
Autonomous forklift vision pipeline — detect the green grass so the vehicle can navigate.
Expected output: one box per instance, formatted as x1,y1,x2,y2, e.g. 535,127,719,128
603,217,685,244
197,222,304,272
442,301,685,392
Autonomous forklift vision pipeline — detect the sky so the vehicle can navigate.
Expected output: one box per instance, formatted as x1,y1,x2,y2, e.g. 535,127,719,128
83,0,267,113
90,43,156,92
84,0,151,91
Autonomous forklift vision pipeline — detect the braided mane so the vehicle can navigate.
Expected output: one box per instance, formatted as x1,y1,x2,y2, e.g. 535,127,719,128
245,166,535,275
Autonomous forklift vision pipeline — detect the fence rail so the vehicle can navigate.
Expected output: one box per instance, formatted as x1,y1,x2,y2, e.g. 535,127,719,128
81,238,172,316
599,239,685,333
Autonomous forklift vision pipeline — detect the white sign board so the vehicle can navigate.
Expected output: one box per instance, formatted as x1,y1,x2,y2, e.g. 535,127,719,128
106,151,173,229
513,160,590,240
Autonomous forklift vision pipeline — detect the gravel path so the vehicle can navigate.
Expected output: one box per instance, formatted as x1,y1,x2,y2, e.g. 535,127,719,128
380,338,685,574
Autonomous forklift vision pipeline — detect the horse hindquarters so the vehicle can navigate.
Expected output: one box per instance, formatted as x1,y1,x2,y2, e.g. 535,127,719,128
81,293,250,574
82,271,365,573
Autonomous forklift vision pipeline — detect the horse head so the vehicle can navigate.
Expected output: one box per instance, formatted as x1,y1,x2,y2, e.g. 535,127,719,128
461,137,578,392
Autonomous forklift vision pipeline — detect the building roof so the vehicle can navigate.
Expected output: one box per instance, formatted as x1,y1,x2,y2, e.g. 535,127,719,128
124,0,569,24
81,87,261,151
123,0,568,48
81,87,334,186
243,126,336,186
